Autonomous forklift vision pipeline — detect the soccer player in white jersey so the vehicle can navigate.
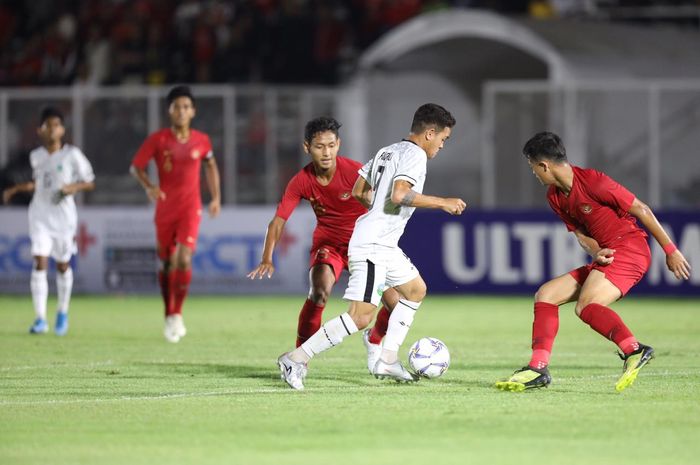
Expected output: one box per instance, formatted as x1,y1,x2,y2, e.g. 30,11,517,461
2,107,95,336
277,103,467,390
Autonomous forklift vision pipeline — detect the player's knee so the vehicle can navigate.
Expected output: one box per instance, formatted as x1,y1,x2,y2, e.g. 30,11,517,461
353,312,374,330
413,281,427,302
309,287,330,306
574,298,593,317
348,304,376,330
534,285,551,303
534,281,565,305
33,257,48,271
56,262,70,273
175,255,192,270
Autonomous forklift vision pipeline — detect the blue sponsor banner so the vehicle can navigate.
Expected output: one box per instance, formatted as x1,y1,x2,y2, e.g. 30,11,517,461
400,210,700,295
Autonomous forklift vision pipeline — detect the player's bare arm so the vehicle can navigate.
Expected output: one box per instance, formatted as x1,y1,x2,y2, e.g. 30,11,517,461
60,180,95,196
351,175,373,208
2,181,35,204
391,179,466,215
204,157,221,218
573,228,614,265
248,216,287,279
129,165,165,202
628,198,691,280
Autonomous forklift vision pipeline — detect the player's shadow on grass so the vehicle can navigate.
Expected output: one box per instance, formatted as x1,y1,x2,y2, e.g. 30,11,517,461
138,362,277,381
139,362,406,388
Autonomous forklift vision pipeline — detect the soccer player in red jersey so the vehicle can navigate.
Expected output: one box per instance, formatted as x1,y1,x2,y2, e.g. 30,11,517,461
130,86,221,343
247,116,396,370
497,132,691,392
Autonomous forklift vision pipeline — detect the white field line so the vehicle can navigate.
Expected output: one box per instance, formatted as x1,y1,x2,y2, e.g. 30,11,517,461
0,370,698,406
0,359,277,372
554,369,700,381
0,386,365,406
0,360,115,372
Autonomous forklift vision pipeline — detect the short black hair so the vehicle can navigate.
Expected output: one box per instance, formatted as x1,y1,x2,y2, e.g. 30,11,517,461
39,106,64,126
304,116,341,144
166,85,195,107
522,131,568,163
410,103,456,134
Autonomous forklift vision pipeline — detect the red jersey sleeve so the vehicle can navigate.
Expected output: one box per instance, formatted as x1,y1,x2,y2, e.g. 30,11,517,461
275,172,306,220
587,170,635,212
547,187,580,232
202,133,214,159
132,133,158,169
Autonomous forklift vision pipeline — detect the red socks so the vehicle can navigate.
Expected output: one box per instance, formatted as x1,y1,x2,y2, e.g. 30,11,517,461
169,269,192,316
296,299,325,347
158,270,172,317
528,301,639,369
295,303,392,347
529,302,559,369
369,306,390,344
579,303,639,355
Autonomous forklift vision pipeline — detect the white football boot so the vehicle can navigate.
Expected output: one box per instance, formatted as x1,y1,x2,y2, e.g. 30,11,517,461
373,359,419,383
277,353,307,390
164,315,181,343
173,314,187,338
362,329,382,374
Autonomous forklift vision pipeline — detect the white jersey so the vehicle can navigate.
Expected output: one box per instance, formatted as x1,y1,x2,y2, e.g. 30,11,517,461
349,140,427,251
28,144,95,237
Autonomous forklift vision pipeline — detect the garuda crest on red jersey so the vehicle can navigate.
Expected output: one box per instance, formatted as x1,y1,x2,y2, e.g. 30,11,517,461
580,204,593,215
339,192,351,200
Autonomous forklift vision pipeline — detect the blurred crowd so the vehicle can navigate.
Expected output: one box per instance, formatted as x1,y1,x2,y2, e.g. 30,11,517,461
0,0,698,87
0,0,613,87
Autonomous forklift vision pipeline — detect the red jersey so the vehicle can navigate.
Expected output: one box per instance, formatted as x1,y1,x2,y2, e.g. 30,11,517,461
547,166,647,247
275,156,367,249
132,128,213,220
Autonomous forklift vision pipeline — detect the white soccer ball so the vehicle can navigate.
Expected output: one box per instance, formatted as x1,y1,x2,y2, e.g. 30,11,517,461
408,337,450,378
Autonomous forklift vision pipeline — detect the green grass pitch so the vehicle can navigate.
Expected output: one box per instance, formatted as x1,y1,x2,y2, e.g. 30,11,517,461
1,295,699,465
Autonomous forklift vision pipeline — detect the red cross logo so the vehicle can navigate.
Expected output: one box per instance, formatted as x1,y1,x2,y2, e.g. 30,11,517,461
277,231,297,257
75,222,97,257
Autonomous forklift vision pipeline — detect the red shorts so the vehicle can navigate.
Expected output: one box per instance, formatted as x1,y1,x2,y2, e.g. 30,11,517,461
569,235,651,296
309,243,349,281
155,210,202,260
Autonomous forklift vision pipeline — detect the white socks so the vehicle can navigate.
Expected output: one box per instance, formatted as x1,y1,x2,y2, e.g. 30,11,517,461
296,312,359,361
56,267,73,313
30,270,48,320
381,299,422,363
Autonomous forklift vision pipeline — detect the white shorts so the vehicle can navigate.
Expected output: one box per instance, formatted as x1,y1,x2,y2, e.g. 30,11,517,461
343,245,420,306
30,230,76,262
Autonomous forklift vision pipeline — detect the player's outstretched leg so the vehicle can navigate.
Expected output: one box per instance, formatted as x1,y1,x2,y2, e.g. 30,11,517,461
368,305,390,343
296,299,324,347
495,366,552,392
164,266,190,343
158,269,171,317
615,343,654,392
55,266,73,336
372,299,421,383
29,268,49,334
362,329,382,374
171,269,191,330
277,353,307,390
